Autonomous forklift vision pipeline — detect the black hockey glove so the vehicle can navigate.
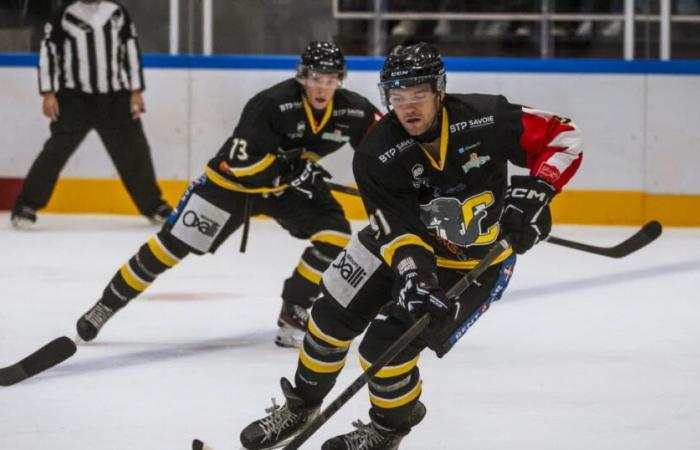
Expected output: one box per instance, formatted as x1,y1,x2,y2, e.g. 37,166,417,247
282,160,332,199
501,175,556,254
394,270,451,325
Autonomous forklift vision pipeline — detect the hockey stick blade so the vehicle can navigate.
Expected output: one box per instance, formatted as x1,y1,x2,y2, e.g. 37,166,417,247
545,220,662,258
0,336,77,386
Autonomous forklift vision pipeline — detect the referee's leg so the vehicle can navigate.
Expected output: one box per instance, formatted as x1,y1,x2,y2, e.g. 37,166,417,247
96,92,169,220
13,92,91,223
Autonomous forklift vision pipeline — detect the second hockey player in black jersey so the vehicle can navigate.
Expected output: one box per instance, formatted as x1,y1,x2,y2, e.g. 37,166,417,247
239,43,583,449
75,41,380,348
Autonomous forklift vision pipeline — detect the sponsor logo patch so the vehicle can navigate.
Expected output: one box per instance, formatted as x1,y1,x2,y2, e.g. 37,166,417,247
321,129,350,143
449,116,495,133
323,237,382,308
378,138,414,163
461,153,491,174
170,193,230,253
331,249,368,288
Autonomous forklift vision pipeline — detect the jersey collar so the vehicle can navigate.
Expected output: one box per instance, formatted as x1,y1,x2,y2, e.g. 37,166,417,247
301,96,333,135
417,107,449,171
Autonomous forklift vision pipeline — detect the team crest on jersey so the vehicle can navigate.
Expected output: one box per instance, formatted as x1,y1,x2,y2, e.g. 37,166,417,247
461,153,491,174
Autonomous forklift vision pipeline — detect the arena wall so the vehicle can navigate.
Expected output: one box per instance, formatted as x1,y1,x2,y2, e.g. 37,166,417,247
1,54,699,226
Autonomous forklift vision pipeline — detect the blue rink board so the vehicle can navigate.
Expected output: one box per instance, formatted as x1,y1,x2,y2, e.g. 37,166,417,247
1,52,700,75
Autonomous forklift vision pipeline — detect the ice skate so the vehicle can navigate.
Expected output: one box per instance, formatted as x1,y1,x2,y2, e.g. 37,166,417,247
240,377,320,450
76,301,116,342
322,402,426,450
275,301,309,348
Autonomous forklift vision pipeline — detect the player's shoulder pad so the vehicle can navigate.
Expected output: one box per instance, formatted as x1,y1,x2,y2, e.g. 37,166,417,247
445,93,505,115
334,88,376,111
356,113,416,166
256,78,304,110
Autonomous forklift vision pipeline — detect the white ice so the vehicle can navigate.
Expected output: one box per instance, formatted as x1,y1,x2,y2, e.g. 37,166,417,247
0,214,699,450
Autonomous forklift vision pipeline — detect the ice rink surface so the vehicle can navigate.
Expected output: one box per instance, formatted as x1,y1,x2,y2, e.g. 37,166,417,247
0,213,699,450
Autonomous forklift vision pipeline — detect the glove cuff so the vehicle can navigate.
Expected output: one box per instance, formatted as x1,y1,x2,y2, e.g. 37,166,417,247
509,175,556,204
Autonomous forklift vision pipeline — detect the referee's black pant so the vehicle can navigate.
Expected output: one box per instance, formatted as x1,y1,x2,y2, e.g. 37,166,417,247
14,90,167,217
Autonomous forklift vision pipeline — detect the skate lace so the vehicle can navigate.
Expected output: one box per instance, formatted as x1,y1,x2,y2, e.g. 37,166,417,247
258,398,299,443
341,420,387,450
85,303,114,328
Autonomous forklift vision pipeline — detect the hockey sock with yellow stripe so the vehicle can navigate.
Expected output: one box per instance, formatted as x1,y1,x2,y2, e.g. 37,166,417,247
282,235,349,308
361,350,423,430
294,310,353,406
100,233,186,309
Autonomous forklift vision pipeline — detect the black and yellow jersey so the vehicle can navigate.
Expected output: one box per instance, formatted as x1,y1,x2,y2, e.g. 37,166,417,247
205,78,380,194
353,93,583,273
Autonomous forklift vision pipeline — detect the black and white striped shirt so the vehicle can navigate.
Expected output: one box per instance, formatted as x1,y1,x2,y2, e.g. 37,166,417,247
38,0,144,94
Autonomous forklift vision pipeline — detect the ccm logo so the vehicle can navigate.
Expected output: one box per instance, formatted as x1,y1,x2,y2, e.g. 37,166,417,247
509,187,547,202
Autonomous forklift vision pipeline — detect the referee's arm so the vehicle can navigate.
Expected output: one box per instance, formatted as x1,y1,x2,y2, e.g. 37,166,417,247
120,5,146,118
37,9,64,121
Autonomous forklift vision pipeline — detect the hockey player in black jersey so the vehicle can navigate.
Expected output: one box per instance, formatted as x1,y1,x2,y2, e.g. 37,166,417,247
239,43,583,449
75,41,380,348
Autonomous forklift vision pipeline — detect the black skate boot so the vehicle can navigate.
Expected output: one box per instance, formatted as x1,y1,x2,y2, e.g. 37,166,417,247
322,402,426,450
240,377,320,450
275,301,309,348
76,301,117,342
148,203,173,225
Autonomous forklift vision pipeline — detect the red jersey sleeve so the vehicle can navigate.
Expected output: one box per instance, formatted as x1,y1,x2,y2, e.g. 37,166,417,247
518,107,583,191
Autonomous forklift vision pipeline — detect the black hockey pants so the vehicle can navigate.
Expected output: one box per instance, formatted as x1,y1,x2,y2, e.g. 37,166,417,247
98,175,351,311
293,236,516,433
13,90,167,217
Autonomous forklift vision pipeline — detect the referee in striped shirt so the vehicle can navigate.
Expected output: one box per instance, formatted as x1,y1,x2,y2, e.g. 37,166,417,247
11,0,171,228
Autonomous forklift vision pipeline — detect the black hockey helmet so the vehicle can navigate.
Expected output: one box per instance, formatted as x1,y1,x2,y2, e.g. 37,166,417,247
378,42,446,106
296,41,347,81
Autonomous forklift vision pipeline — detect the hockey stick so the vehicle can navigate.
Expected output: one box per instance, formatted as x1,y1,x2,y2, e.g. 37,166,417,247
0,336,77,386
326,181,360,197
324,185,662,259
281,237,512,450
544,220,662,258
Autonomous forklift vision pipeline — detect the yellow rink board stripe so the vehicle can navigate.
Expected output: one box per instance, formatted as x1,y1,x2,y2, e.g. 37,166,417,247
36,179,700,227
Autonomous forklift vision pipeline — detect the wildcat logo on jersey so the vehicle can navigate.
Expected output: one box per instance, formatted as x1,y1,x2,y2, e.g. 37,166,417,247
331,249,367,288
461,153,491,174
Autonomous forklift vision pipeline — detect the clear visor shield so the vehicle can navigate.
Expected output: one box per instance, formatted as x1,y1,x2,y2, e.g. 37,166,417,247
378,75,444,106
298,68,344,89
